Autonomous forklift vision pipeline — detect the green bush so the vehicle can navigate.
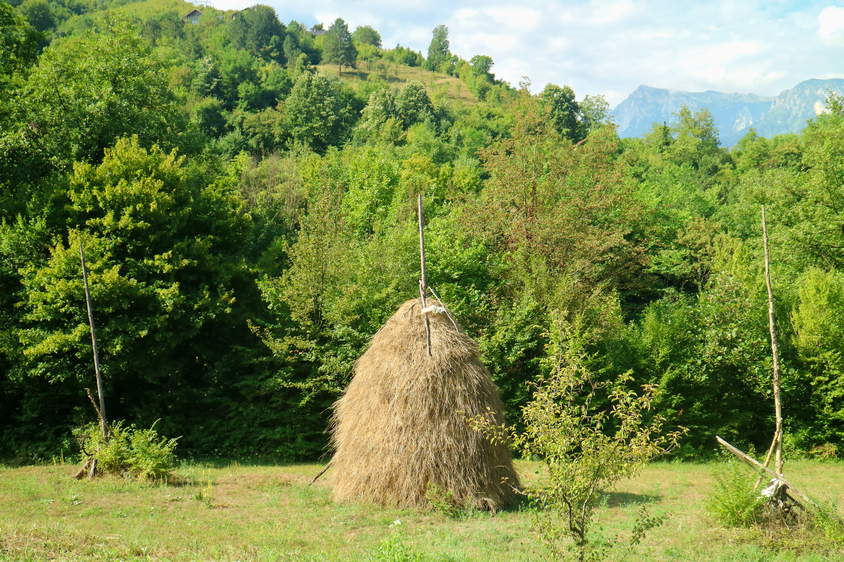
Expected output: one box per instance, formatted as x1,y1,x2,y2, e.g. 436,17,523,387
706,461,766,527
76,420,179,481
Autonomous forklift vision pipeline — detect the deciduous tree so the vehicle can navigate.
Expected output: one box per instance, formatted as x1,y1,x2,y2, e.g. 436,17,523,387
540,83,585,142
426,25,450,71
0,15,187,186
15,136,254,446
352,24,381,47
228,4,285,64
283,71,343,151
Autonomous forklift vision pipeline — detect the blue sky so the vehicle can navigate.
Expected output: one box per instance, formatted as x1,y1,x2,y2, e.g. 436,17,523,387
207,0,844,107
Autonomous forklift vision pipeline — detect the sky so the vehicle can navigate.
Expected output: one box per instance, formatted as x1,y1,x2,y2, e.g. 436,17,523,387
206,0,844,107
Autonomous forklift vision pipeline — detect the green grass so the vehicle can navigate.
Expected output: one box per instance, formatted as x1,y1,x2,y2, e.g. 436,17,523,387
1,459,842,561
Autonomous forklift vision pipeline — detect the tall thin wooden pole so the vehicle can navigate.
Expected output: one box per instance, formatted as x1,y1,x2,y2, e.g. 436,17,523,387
762,206,783,476
418,194,431,356
418,194,428,292
80,244,107,438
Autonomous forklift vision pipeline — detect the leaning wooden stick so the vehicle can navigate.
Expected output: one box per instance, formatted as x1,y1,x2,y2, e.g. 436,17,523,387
84,387,107,434
80,244,108,439
716,436,816,508
309,460,332,486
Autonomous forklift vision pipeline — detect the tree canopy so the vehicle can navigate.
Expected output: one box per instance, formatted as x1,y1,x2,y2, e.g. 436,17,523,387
228,4,285,64
353,24,381,47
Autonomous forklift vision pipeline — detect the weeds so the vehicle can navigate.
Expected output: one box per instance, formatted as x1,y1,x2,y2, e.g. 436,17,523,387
75,420,179,481
371,521,425,562
808,500,844,546
707,459,844,558
191,469,216,508
706,461,766,527
425,483,475,519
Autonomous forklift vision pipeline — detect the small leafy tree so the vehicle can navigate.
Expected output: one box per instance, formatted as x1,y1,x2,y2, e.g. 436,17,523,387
228,4,285,64
540,83,585,142
426,25,450,71
471,313,686,561
284,71,345,152
352,24,381,47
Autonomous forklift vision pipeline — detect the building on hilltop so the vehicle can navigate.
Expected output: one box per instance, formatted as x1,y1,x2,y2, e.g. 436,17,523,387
184,9,202,24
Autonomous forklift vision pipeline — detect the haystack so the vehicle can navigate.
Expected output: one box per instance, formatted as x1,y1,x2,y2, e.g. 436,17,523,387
328,298,520,510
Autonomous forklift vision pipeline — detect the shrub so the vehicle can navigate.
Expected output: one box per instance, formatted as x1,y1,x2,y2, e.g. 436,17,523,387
470,313,685,561
706,461,765,527
76,420,179,481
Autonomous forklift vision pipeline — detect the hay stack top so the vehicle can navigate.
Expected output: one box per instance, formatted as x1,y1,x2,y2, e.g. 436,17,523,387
329,298,519,510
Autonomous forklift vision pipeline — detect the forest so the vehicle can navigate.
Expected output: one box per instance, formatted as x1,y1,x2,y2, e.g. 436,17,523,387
1,0,843,465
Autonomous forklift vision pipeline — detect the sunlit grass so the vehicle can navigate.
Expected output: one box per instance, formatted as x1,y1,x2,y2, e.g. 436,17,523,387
316,63,481,106
1,459,842,561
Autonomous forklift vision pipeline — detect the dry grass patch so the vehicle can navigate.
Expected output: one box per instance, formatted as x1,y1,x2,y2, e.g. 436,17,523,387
316,64,480,105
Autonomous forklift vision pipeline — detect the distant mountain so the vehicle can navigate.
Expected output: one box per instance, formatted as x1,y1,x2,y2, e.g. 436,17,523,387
611,78,844,147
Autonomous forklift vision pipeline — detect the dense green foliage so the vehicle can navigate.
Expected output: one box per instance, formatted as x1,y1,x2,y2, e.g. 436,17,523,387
2,0,844,466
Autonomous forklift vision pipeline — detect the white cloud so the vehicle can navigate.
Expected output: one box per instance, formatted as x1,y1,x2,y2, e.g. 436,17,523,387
453,9,477,25
763,71,787,82
589,0,636,25
485,7,541,29
818,5,844,45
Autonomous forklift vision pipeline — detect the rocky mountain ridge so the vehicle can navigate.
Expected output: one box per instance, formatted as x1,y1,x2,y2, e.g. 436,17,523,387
611,78,844,146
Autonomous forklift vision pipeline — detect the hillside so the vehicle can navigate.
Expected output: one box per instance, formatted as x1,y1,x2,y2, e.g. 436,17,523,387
612,78,844,146
315,63,480,106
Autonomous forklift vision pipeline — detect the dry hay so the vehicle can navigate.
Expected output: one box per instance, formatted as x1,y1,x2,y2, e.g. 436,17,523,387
329,298,520,510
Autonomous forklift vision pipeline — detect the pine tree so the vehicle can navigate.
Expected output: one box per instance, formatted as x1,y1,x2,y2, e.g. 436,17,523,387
323,18,356,76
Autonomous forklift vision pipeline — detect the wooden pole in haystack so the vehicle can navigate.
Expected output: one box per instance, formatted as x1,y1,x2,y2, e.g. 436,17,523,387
323,194,520,508
418,194,431,357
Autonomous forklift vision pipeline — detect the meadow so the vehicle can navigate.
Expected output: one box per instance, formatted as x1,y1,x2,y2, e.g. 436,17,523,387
1,459,842,561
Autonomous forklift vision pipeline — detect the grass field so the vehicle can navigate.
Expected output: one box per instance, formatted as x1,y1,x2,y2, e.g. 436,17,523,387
1,458,842,561
315,63,481,106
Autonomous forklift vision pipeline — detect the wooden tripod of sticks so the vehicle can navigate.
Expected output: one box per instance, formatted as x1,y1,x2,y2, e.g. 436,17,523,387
416,194,459,355
717,206,804,507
